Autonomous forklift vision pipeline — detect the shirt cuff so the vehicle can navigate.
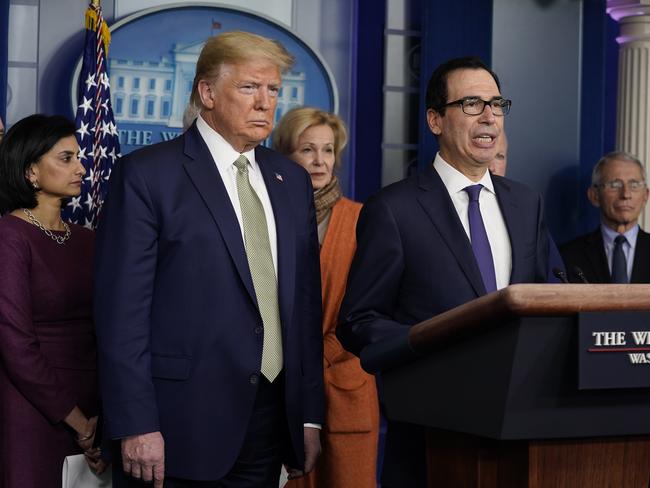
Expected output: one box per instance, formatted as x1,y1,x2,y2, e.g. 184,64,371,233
304,423,321,430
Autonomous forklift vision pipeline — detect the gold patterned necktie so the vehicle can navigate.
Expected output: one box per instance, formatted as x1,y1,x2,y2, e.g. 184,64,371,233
233,154,283,381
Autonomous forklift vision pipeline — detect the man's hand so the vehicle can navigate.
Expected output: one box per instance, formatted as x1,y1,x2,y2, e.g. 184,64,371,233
287,427,321,479
121,431,165,488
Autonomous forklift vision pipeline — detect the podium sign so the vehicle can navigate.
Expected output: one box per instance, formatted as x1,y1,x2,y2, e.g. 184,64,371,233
579,311,650,389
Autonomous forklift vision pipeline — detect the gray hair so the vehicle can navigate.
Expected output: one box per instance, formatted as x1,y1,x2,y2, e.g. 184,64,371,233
182,103,200,131
591,151,646,187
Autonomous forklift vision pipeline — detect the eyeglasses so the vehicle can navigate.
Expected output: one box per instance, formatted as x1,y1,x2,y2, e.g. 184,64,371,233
439,96,512,116
595,179,647,192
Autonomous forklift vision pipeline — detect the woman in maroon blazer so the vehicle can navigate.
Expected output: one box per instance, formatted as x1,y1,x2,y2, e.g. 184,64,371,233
0,114,103,487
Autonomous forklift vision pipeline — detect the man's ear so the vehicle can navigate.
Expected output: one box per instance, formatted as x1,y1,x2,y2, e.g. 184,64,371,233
587,186,601,208
427,108,442,136
197,80,216,110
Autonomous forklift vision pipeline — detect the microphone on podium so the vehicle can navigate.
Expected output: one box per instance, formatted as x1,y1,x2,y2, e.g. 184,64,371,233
573,266,590,284
552,267,569,283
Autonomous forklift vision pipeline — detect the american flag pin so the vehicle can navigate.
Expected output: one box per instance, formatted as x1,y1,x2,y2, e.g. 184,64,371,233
275,173,283,182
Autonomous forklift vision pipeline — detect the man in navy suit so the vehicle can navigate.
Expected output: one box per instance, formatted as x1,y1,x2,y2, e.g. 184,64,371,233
338,57,551,487
95,31,324,487
561,151,650,283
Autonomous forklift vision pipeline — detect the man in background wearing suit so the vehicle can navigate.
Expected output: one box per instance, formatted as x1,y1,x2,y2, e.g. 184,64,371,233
561,151,650,283
488,131,565,282
338,56,551,487
94,31,324,487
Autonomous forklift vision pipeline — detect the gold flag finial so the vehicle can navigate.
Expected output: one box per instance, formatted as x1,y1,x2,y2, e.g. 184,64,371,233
84,0,111,54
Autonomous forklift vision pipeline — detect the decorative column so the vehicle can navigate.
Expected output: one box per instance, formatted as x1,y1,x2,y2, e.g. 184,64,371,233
607,1,650,228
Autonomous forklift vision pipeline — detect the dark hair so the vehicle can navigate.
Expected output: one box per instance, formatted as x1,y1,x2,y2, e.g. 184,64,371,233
0,114,76,214
425,56,501,115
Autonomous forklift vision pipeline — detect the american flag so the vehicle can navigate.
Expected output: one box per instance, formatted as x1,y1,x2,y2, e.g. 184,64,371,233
63,2,120,229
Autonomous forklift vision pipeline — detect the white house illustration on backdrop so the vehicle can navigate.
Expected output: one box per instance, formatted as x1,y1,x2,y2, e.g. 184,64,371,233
109,40,307,128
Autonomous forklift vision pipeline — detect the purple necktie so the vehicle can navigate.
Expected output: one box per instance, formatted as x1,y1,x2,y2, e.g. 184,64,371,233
464,184,497,293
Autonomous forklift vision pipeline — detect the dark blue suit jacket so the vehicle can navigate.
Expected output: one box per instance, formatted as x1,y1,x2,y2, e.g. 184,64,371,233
94,124,324,480
337,164,550,486
338,165,550,356
560,227,650,283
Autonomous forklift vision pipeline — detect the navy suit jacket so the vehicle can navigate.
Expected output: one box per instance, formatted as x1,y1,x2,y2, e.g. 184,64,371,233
560,227,650,283
337,165,550,486
94,124,324,480
338,165,550,357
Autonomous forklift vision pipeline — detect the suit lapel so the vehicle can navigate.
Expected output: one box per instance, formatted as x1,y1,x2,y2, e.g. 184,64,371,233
584,229,611,282
416,167,486,296
492,177,522,283
181,125,258,305
256,148,296,331
631,229,650,283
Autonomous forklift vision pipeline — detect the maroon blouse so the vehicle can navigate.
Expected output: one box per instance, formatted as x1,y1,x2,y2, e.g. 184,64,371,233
0,214,98,488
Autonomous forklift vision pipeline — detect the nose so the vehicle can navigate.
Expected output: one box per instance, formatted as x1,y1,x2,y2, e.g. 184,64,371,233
313,149,326,166
255,88,271,110
620,185,632,199
75,157,86,176
478,104,497,124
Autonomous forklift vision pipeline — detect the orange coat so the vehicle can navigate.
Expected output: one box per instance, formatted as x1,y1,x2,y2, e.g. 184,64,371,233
287,198,379,488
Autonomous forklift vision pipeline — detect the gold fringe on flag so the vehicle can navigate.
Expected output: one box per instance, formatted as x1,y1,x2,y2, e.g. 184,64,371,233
84,2,111,55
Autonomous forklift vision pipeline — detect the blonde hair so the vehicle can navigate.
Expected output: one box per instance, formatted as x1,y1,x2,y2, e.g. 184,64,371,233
273,107,348,169
190,31,294,107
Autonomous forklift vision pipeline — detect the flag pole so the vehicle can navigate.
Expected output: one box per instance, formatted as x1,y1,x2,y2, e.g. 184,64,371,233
65,0,120,228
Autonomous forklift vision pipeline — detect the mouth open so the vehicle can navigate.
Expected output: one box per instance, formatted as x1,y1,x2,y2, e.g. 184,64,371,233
473,134,496,147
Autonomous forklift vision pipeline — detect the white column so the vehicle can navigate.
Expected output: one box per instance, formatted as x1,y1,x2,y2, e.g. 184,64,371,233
607,1,650,228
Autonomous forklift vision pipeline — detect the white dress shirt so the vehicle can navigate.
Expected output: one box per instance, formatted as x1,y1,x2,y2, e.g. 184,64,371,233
196,115,278,273
196,117,321,430
433,153,512,289
601,223,638,280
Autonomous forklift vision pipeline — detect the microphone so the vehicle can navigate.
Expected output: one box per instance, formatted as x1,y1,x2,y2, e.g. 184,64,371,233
573,266,590,284
552,267,569,283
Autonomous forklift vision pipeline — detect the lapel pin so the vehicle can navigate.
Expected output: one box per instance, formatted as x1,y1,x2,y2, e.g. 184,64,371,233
275,173,283,182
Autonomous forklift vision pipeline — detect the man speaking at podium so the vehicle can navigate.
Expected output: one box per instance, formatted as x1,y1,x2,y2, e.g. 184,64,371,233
338,57,551,487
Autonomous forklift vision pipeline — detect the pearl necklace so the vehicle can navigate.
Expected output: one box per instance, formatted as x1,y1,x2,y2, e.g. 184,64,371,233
22,208,71,245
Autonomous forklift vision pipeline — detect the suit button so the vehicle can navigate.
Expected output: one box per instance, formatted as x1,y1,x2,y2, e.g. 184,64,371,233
254,326,263,334
249,373,259,384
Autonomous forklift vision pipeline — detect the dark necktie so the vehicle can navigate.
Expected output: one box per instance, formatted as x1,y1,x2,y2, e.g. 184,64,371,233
611,234,628,284
464,184,497,293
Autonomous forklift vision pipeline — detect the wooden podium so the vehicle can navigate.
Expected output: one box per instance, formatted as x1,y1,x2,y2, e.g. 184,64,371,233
366,284,650,487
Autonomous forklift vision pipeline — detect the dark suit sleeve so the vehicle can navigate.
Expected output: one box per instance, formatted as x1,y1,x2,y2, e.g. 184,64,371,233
94,156,161,439
533,193,551,284
546,234,565,282
299,172,325,424
337,194,412,357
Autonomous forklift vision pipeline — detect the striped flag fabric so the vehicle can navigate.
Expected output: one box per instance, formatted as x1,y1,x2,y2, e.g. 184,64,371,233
63,2,120,229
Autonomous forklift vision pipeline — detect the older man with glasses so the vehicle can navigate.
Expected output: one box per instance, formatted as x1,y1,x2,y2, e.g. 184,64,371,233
561,152,650,283
338,56,554,488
